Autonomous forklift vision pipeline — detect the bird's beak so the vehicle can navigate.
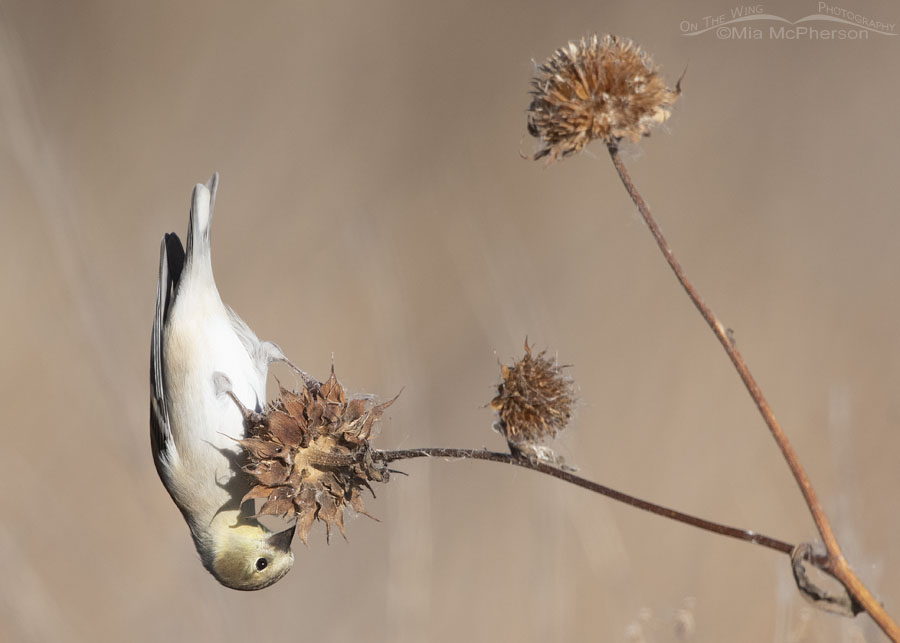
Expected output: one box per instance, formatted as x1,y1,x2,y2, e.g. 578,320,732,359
267,525,295,553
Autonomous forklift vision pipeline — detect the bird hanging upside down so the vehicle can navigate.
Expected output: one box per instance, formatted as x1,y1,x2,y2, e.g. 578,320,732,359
150,174,296,590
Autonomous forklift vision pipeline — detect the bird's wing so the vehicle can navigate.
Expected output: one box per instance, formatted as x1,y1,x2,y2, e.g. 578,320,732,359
150,232,186,465
225,304,262,361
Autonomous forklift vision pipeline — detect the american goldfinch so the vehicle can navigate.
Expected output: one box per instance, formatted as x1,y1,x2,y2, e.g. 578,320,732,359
150,174,295,590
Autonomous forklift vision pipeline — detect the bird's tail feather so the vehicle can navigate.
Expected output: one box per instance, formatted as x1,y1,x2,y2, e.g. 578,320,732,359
185,172,219,275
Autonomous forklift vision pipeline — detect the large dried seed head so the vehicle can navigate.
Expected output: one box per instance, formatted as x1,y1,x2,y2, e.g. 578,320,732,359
235,367,396,545
491,341,575,452
527,34,680,163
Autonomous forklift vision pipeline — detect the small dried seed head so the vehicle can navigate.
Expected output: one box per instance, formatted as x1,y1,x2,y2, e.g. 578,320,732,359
235,367,397,545
491,341,575,453
527,34,680,163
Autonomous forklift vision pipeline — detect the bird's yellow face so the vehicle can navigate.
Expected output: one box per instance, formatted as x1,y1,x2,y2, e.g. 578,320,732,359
210,523,295,591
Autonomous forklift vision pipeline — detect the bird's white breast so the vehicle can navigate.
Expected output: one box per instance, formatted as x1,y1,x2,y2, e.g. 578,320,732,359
161,276,264,507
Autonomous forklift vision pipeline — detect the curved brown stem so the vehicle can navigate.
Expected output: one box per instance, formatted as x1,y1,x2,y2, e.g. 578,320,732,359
606,143,897,640
377,447,795,555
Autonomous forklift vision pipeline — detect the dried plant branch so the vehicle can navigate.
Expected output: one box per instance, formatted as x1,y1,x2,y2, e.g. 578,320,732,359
606,142,898,640
377,447,796,555
521,29,893,636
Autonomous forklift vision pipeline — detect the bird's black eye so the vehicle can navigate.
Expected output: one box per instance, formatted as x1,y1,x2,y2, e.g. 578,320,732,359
255,558,268,571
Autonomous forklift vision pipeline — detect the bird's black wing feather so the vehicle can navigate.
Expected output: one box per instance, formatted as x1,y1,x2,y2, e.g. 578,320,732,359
150,232,185,465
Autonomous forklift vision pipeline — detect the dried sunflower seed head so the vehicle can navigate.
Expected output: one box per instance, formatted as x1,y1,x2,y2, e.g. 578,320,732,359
527,34,680,164
491,341,575,455
235,367,396,545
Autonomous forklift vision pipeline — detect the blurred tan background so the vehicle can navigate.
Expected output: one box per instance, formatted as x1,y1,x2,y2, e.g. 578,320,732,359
1,0,898,641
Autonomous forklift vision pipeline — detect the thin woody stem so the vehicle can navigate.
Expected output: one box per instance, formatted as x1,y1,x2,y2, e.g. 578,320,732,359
606,143,898,640
377,447,795,556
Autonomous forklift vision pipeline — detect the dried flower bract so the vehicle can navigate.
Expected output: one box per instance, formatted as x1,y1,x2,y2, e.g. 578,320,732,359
491,341,575,456
527,34,679,163
232,368,396,545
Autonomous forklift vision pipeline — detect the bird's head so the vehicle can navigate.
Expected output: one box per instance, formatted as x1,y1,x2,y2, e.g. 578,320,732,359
206,521,295,591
